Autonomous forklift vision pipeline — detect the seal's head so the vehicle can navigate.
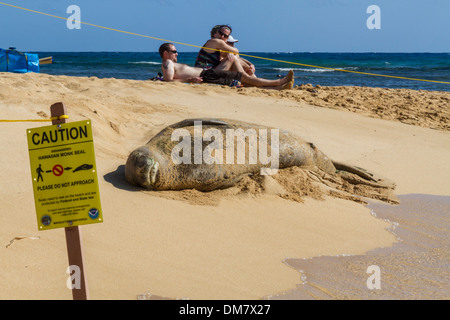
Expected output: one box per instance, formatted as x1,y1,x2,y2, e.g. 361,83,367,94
125,147,160,189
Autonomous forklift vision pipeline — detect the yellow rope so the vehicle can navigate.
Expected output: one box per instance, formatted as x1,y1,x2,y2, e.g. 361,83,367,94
0,119,51,122
0,1,449,85
0,115,68,122
238,54,450,85
50,115,69,121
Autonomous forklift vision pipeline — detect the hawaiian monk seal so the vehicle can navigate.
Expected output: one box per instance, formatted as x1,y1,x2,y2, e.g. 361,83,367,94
125,118,392,192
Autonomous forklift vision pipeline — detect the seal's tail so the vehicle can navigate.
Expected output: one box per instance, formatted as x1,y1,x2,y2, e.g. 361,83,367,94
332,161,396,189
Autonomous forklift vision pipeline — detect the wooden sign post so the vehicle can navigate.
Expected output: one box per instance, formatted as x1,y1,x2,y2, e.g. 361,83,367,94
51,102,89,300
28,102,103,299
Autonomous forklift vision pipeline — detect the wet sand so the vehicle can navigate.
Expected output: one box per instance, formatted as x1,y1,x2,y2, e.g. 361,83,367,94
268,194,450,300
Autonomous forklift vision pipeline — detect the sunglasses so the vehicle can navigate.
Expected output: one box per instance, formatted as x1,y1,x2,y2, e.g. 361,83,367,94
218,30,230,39
167,50,178,54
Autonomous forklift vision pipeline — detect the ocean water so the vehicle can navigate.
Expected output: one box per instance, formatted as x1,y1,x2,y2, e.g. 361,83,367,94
37,52,450,92
268,194,450,300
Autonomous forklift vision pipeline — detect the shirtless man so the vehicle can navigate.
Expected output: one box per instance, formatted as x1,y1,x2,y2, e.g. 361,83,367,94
159,43,294,90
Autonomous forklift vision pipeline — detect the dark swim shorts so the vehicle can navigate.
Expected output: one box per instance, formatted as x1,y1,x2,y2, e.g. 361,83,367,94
200,69,242,86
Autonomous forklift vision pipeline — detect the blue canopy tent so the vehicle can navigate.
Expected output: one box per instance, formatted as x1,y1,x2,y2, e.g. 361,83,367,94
0,47,40,73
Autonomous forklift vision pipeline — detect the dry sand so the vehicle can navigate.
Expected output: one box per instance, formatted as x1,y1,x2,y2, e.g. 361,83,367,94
0,73,449,299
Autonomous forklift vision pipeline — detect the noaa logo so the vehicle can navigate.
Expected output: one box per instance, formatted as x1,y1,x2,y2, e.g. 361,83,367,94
88,208,99,219
41,215,51,226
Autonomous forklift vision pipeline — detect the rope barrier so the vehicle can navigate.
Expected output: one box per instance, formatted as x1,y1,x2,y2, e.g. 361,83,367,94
0,119,51,122
0,115,69,122
0,1,449,86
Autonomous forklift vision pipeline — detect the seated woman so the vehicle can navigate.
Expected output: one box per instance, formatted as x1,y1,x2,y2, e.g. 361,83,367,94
195,25,239,71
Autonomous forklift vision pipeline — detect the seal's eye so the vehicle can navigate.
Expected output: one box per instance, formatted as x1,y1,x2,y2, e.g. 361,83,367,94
136,155,150,168
134,157,151,186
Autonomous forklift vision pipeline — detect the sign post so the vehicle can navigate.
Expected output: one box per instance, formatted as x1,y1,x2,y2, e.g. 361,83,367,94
27,102,103,300
53,103,89,300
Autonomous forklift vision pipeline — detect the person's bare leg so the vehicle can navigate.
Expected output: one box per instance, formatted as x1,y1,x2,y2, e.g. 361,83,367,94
227,56,293,88
227,58,257,79
214,59,234,71
240,67,294,89
253,80,294,90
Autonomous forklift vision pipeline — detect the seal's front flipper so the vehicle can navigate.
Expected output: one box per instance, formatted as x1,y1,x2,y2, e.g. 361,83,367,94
196,173,250,192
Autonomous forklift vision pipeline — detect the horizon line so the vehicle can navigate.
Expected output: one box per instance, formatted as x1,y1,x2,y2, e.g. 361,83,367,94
13,50,450,54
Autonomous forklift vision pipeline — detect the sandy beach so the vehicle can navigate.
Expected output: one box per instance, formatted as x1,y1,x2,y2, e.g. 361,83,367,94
0,72,449,300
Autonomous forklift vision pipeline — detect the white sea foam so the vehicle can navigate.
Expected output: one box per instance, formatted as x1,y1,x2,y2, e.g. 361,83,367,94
128,61,161,65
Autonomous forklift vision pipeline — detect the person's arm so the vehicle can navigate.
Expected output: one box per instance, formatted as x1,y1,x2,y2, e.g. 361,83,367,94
184,77,203,83
207,39,239,55
239,57,255,76
162,59,175,81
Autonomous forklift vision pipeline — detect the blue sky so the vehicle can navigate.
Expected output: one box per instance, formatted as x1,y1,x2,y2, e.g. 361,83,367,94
1,0,449,52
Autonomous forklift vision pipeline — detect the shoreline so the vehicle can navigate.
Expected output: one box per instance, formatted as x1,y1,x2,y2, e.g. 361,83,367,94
269,193,450,300
1,73,448,299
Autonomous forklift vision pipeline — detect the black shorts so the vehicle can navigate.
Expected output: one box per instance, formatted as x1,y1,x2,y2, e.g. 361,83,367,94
200,69,242,86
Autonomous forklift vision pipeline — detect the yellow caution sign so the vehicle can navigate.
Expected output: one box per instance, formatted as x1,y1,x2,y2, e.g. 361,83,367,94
27,120,102,230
